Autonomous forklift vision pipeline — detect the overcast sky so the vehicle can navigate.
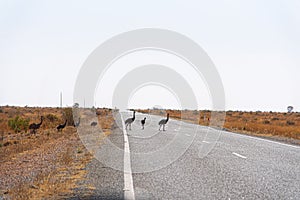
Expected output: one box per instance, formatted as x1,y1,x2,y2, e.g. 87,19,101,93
1,0,299,112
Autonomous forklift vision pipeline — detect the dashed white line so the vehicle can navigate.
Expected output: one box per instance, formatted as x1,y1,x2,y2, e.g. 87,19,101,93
232,152,247,159
120,114,135,200
202,141,210,144
185,134,191,137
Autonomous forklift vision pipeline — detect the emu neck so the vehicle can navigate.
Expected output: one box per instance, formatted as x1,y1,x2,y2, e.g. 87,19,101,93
38,118,43,126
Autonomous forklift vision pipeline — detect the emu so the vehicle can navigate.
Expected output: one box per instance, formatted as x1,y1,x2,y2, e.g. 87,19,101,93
29,116,44,134
91,121,97,126
57,120,67,132
159,113,169,131
74,118,80,127
141,117,146,130
125,111,135,130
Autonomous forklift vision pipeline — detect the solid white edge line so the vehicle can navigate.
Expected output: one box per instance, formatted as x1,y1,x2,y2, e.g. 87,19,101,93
232,152,247,159
235,133,300,149
120,114,135,200
209,127,300,149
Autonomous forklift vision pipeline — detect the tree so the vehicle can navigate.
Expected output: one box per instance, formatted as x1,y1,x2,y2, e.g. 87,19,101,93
287,106,294,113
73,103,79,108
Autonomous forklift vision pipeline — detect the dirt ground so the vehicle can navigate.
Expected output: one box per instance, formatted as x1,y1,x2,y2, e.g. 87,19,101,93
0,106,113,199
137,109,300,144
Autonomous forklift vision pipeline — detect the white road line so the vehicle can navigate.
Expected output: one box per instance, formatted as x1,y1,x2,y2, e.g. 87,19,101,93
202,141,210,144
236,133,300,149
185,134,191,137
217,128,300,149
120,114,135,200
232,152,247,159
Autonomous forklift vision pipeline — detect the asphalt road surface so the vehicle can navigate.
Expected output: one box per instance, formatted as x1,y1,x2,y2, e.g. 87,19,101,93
75,111,300,199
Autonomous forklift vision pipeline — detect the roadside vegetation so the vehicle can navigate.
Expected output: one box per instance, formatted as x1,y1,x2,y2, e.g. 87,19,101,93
137,109,300,142
0,106,113,199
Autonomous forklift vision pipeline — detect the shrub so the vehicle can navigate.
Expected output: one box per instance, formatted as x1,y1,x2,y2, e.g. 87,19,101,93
286,120,295,126
1,131,3,141
63,108,74,126
8,116,30,133
3,141,11,146
96,110,101,115
271,117,280,121
46,113,59,122
0,109,3,113
77,148,83,154
263,120,271,124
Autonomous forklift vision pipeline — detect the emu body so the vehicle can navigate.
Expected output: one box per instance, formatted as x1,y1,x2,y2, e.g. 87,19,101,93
125,111,135,130
159,113,169,131
57,120,67,132
91,121,97,126
29,116,44,134
141,117,146,130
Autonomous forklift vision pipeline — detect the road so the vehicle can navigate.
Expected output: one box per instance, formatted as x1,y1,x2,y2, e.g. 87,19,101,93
74,111,300,199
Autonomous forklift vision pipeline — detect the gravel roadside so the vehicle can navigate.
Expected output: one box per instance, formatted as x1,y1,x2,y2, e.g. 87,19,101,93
70,114,125,200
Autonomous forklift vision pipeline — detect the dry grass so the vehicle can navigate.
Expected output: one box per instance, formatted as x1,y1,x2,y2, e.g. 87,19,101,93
137,109,300,141
96,108,114,131
0,106,114,199
9,148,93,200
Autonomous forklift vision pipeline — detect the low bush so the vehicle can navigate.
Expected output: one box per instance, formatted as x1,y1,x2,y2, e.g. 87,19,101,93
286,121,295,126
46,114,59,122
8,116,30,133
3,141,11,146
271,117,280,121
63,108,74,126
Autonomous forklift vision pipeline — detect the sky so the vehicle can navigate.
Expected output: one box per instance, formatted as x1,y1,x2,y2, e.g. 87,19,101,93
0,0,299,112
